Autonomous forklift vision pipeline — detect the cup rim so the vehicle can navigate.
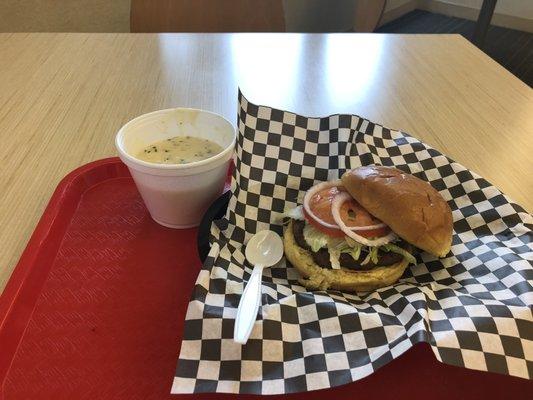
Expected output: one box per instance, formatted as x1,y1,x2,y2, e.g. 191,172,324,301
115,107,236,171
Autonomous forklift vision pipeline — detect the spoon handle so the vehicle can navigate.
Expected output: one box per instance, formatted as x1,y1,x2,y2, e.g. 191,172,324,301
234,264,264,344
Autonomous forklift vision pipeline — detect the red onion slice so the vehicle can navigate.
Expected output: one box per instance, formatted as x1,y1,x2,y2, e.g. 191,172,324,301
331,192,397,246
302,180,343,230
347,218,387,231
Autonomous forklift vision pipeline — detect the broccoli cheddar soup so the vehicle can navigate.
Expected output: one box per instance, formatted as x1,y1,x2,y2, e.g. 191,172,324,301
137,136,224,164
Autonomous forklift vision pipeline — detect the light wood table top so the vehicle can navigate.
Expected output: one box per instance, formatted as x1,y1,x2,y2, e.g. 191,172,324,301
0,33,532,292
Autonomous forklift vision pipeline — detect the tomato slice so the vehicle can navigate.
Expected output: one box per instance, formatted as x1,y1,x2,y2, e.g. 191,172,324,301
339,199,375,227
306,185,391,239
303,208,345,237
352,226,390,239
307,186,342,225
338,198,391,237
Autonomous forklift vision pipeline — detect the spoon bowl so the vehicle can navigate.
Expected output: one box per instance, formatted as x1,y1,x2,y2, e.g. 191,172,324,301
245,230,284,267
234,230,284,344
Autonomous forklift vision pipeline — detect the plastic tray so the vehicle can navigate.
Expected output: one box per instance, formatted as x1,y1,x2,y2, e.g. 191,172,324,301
0,158,529,399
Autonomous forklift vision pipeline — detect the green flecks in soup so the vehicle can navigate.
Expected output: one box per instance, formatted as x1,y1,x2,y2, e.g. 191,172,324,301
137,136,223,164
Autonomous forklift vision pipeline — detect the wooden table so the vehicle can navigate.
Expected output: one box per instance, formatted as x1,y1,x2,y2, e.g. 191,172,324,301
0,33,531,292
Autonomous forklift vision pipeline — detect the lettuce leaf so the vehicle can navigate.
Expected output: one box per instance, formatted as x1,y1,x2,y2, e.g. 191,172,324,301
349,245,362,261
381,243,417,264
303,224,329,252
370,246,380,264
328,247,342,269
299,220,416,267
361,246,380,265
333,240,362,262
327,238,352,269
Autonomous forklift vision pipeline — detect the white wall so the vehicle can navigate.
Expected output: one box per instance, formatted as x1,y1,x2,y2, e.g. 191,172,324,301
427,0,533,19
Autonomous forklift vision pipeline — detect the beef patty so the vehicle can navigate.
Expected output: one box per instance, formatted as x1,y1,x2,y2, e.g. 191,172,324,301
291,219,405,270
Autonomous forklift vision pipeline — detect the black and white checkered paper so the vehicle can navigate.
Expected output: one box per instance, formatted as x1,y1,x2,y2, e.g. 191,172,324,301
172,92,533,394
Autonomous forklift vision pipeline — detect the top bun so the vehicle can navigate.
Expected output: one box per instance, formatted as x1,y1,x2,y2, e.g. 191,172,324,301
341,166,453,257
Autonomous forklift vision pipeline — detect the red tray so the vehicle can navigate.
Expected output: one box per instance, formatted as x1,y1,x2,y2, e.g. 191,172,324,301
0,158,530,400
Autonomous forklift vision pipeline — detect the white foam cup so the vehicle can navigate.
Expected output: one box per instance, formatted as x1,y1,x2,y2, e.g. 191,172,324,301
115,108,235,228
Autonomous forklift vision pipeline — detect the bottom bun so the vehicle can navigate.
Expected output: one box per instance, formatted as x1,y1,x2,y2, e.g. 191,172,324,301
284,220,410,292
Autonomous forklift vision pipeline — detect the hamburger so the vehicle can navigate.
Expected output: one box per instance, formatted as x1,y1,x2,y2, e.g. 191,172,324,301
283,165,453,292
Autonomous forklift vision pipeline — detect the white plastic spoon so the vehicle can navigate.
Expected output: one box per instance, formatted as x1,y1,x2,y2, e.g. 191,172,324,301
234,230,284,345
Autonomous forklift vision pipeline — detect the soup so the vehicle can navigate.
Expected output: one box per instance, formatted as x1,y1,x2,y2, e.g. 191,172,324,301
137,135,224,164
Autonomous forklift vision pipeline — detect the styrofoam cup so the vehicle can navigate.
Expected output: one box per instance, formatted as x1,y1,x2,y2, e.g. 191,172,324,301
115,108,235,228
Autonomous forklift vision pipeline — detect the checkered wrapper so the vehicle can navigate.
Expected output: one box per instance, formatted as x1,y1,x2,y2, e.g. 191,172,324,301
172,92,533,395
